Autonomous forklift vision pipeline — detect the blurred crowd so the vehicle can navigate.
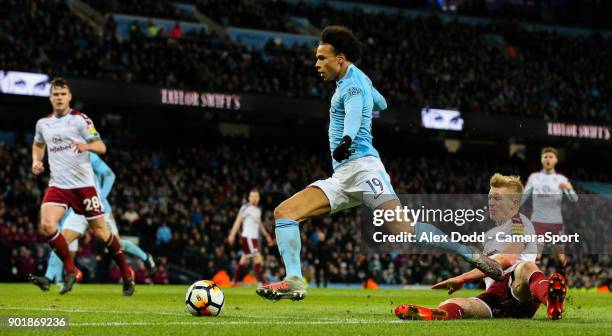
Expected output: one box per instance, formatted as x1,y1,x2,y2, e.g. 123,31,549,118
1,0,611,123
453,0,612,31
1,136,610,289
189,0,612,32
83,0,197,22
194,0,302,33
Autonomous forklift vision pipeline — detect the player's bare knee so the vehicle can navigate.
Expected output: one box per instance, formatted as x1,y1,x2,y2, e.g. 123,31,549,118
514,262,538,282
92,226,110,241
439,298,461,307
40,223,56,236
39,217,57,236
274,204,295,221
62,229,80,244
513,261,528,276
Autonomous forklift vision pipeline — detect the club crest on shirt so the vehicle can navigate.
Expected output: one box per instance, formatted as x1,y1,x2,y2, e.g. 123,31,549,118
347,86,362,97
511,214,525,235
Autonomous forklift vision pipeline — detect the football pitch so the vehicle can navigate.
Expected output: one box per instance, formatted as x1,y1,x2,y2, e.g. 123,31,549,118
0,284,610,335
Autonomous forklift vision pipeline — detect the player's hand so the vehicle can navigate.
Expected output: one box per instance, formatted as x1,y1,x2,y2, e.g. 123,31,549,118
432,276,464,295
559,182,573,190
73,141,89,153
228,236,235,245
32,161,45,175
266,237,274,246
332,136,355,163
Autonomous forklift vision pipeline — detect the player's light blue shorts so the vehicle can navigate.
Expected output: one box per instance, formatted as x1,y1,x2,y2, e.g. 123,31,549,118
63,212,119,251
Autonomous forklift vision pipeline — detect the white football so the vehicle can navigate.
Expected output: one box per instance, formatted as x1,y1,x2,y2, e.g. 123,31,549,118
185,280,225,316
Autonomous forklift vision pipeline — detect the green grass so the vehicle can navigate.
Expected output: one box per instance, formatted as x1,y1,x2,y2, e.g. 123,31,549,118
0,284,610,335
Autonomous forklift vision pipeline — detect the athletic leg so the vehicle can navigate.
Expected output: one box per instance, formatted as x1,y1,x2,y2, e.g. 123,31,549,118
50,213,85,295
89,216,135,296
274,186,330,278
233,255,248,285
252,253,265,282
375,199,503,280
40,205,79,278
121,239,148,262
513,261,567,320
551,244,567,276
45,252,63,283
396,297,491,320
109,210,155,273
257,187,330,300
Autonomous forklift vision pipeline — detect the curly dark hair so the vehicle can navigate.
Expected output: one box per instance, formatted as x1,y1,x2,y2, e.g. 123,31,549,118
320,25,362,62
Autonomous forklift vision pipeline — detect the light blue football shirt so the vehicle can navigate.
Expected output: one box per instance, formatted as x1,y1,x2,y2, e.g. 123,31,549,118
328,64,387,170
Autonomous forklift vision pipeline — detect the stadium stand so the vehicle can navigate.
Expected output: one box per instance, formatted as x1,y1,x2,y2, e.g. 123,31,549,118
1,0,611,122
1,137,609,288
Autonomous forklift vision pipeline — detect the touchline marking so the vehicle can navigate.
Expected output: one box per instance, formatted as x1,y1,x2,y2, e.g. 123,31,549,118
0,306,184,317
0,307,393,322
0,306,255,319
0,307,271,320
70,320,404,327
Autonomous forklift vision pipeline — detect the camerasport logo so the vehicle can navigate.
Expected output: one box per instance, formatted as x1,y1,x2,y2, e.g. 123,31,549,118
51,134,62,145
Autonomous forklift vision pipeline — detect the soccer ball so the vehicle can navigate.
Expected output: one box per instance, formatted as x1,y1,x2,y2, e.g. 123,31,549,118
185,280,225,316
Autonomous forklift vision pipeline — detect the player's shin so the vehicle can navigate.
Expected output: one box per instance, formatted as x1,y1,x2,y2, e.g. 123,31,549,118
528,271,549,304
47,230,77,274
395,304,449,320
438,302,464,319
275,219,302,278
414,222,474,260
120,239,148,261
45,251,65,283
233,263,244,284
254,262,264,282
105,234,133,281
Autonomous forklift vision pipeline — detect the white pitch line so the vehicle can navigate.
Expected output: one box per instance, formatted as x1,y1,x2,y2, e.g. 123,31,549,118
0,307,386,322
0,306,254,319
71,320,404,327
0,306,185,317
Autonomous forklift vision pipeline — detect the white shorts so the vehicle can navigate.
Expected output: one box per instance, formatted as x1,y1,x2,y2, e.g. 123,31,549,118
310,156,398,214
62,211,88,236
241,237,260,257
63,211,119,251
104,212,119,236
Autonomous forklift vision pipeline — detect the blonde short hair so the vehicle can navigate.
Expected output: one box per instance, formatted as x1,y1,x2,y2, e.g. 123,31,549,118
490,173,524,194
